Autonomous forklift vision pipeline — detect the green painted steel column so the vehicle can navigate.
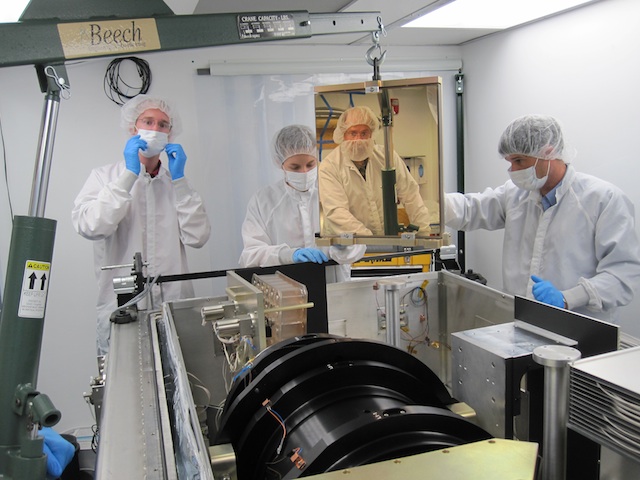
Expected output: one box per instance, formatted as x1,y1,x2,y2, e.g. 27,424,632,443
379,88,399,236
381,169,399,235
0,215,57,479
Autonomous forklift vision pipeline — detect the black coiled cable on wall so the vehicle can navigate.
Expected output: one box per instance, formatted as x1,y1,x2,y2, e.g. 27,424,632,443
103,56,152,105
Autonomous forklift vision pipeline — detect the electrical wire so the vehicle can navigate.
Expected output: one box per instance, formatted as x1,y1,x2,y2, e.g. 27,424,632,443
398,285,431,353
265,402,287,454
103,57,151,105
90,424,99,453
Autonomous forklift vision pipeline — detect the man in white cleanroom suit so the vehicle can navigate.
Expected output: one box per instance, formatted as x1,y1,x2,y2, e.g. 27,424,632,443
319,105,431,236
72,95,211,354
445,114,640,322
239,124,365,281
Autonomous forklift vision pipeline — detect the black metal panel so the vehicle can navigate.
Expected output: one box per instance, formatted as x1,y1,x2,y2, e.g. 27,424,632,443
514,296,618,357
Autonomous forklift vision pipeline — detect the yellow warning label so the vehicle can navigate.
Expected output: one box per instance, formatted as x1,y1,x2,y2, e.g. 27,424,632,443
26,261,51,271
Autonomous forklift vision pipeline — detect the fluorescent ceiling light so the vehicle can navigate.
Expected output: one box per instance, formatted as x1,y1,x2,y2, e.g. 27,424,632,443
0,0,29,23
403,0,595,29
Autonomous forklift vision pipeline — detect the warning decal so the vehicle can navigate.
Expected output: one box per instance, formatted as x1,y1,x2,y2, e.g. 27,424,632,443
19,260,51,318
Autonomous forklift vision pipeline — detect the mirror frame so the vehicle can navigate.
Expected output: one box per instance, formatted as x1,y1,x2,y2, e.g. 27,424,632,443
314,76,446,249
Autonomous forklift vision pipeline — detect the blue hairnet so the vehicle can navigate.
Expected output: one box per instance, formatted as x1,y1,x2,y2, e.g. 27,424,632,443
120,94,182,140
272,125,317,167
332,106,380,145
498,114,565,160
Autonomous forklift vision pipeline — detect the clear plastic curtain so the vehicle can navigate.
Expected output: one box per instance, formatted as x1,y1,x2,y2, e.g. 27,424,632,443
193,73,316,271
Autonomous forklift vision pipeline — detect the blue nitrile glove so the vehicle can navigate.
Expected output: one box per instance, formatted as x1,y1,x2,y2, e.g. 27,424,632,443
41,427,75,479
165,143,186,180
531,275,565,308
293,248,329,264
123,135,145,175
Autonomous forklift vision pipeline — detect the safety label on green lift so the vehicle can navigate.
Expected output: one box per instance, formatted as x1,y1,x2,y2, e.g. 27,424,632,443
18,260,51,319
237,13,296,40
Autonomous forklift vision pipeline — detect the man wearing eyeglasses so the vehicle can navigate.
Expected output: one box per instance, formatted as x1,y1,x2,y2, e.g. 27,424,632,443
72,95,211,355
319,105,431,236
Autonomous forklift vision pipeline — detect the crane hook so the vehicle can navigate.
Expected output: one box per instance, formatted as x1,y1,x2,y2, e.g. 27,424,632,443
365,18,387,66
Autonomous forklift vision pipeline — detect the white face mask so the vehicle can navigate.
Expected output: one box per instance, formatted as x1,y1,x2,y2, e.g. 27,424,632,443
508,158,550,191
341,138,374,161
284,167,318,192
137,129,169,158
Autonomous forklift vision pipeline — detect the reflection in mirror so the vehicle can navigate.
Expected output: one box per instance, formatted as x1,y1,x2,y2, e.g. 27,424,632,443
314,77,443,248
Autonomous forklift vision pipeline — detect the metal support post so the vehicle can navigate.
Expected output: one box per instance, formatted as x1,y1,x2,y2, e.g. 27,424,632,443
533,345,582,480
380,280,405,348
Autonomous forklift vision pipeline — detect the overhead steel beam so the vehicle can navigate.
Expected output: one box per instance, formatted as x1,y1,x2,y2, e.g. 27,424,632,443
0,11,382,68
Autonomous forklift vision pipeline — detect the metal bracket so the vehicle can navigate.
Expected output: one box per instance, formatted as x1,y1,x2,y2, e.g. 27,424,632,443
36,64,71,97
455,72,464,94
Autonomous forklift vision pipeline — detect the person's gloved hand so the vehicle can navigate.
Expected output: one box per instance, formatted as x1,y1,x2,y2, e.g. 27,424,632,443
165,143,186,180
293,248,329,264
41,427,75,479
123,135,145,175
531,275,565,308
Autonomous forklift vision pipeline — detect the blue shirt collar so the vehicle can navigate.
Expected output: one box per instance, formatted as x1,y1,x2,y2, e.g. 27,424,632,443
541,180,562,211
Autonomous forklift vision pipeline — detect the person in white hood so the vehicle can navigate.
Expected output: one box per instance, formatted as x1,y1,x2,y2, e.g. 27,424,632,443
445,114,640,322
239,124,365,281
72,95,211,354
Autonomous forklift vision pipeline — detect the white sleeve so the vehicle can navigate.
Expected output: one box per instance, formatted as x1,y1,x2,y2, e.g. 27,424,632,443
328,244,367,265
173,177,211,248
444,185,508,231
71,168,137,240
238,194,296,268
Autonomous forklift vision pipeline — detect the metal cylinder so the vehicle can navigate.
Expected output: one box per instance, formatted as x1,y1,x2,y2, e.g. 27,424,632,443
380,280,405,347
533,344,582,480
29,92,60,218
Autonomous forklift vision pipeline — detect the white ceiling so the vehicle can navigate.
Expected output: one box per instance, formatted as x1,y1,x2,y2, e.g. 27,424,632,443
167,0,503,46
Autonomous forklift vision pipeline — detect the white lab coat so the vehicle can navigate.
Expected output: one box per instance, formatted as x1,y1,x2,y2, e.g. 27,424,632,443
72,162,211,354
319,145,431,236
445,164,640,321
238,179,365,281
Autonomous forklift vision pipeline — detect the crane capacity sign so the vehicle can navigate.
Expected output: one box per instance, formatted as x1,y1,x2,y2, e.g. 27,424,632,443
237,13,296,40
18,260,51,318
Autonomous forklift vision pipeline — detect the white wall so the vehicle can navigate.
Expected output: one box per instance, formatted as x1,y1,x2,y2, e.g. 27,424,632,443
0,43,460,432
459,0,640,336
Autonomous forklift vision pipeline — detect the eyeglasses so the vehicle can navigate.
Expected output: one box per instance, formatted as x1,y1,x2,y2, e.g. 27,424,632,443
137,117,172,131
345,129,371,139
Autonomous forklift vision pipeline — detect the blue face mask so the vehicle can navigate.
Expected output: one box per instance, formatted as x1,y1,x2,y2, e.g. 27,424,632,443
508,158,550,191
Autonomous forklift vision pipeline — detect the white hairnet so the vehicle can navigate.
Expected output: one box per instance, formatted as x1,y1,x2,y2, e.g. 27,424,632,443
272,124,317,167
498,114,565,161
332,106,380,144
120,94,182,140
